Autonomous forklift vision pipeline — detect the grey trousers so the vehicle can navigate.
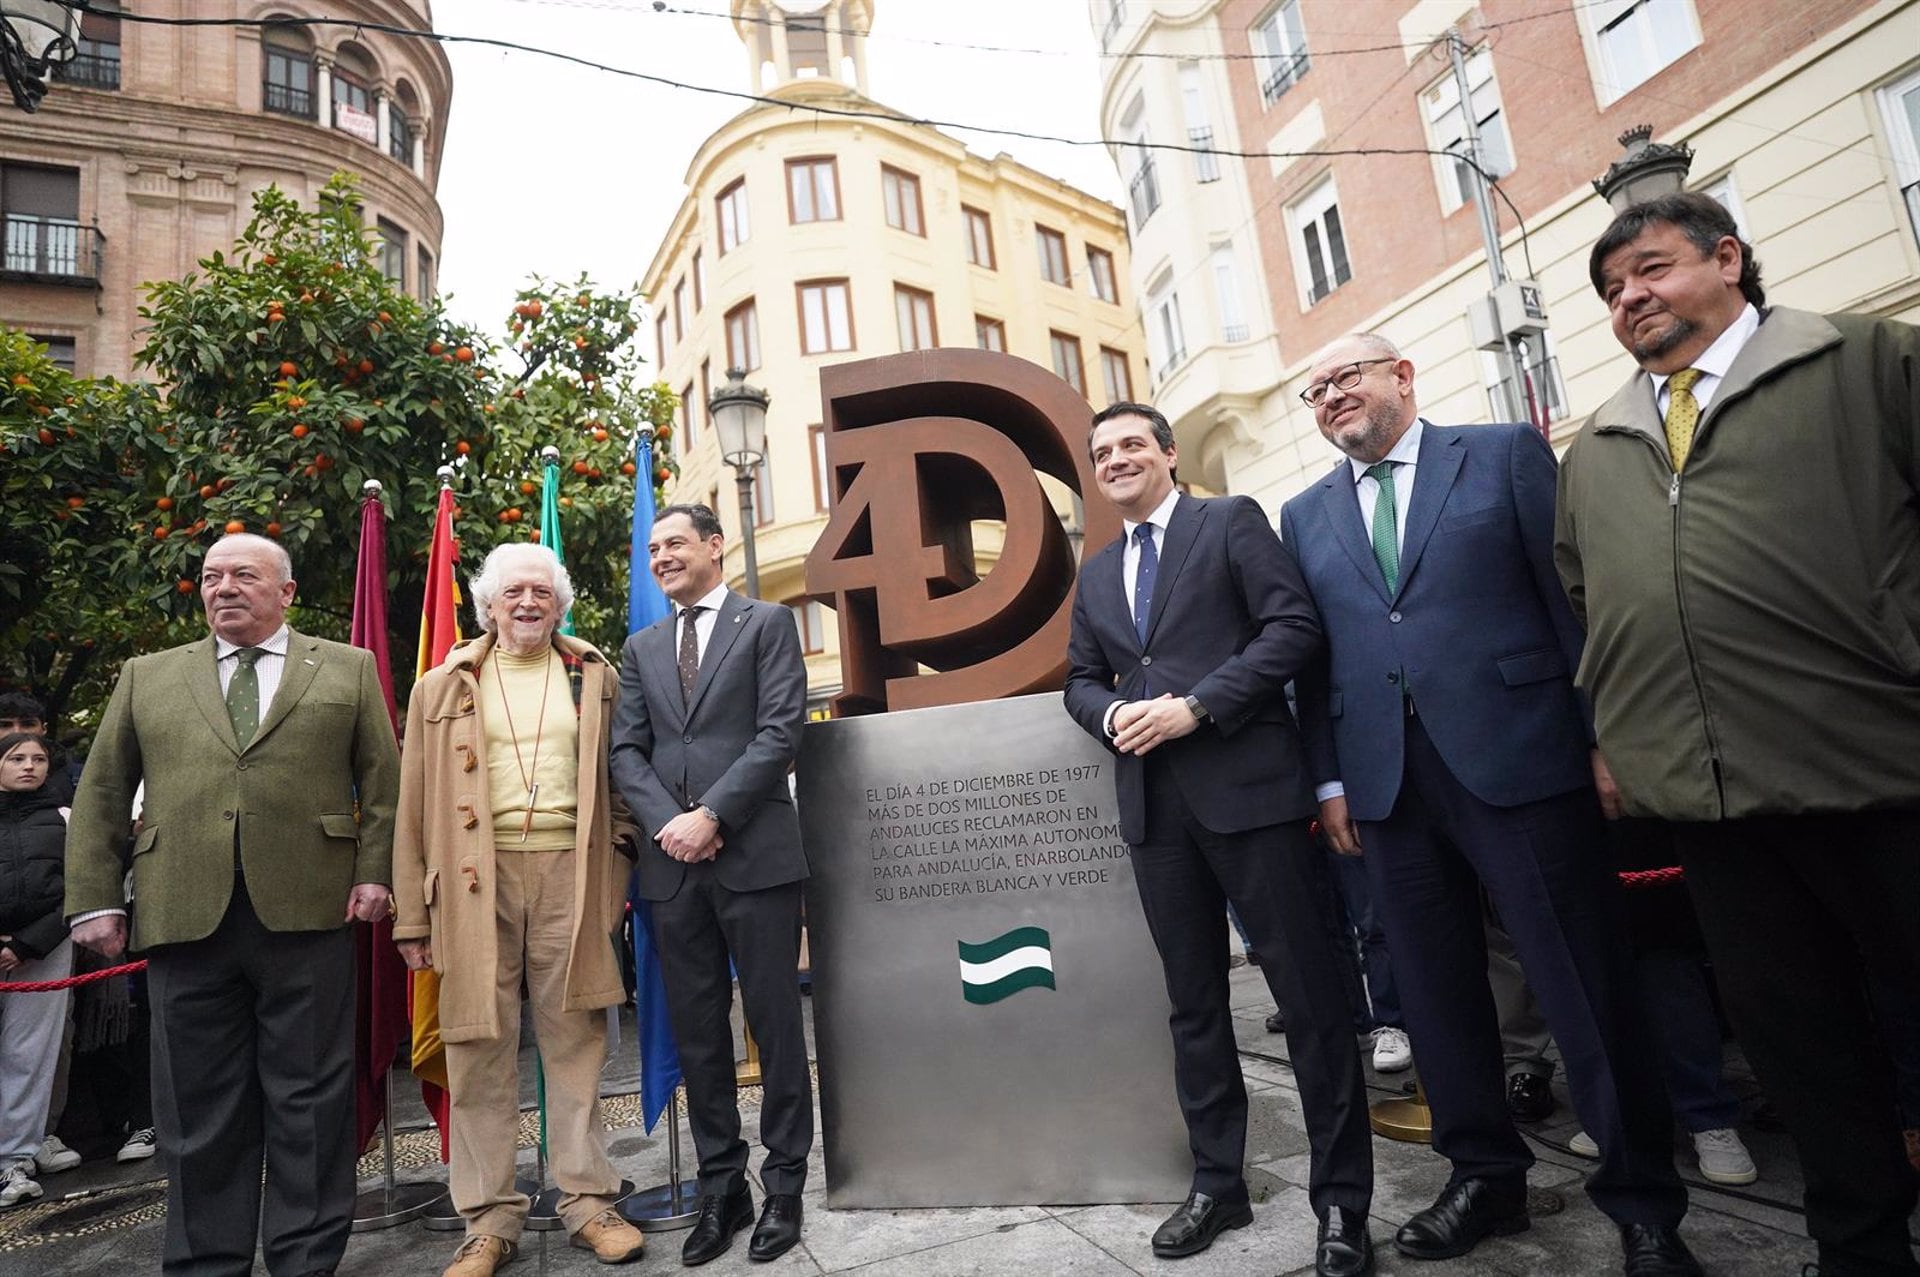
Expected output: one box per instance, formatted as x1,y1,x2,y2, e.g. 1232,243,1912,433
0,938,73,1164
1486,913,1555,1078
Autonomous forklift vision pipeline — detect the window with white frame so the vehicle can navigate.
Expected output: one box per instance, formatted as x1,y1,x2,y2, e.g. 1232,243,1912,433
1146,272,1187,376
1878,68,1920,252
1695,171,1751,239
882,165,925,236
1252,0,1309,106
786,156,840,224
1210,243,1248,343
1586,0,1699,101
1422,47,1513,213
797,279,854,355
1179,62,1220,183
1288,176,1351,307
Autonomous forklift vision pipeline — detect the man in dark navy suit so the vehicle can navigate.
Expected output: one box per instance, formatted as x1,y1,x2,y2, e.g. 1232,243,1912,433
1065,403,1374,1277
1279,334,1693,1277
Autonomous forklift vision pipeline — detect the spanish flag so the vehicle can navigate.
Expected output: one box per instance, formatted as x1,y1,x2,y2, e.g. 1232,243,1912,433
411,481,461,1157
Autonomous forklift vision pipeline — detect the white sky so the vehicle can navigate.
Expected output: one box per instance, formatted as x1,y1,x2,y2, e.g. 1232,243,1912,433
432,1,1122,332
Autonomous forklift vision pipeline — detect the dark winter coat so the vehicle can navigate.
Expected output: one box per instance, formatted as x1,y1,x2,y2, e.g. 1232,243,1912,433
0,787,69,959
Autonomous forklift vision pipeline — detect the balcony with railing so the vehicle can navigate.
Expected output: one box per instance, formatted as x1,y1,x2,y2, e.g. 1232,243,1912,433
1128,156,1161,231
264,80,315,119
1189,128,1220,183
1261,50,1310,105
2,217,103,286
53,46,120,91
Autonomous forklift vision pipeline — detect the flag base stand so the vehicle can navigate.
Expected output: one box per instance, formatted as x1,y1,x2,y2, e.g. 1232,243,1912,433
352,1070,452,1231
1369,1077,1434,1144
619,1085,701,1232
351,1180,448,1232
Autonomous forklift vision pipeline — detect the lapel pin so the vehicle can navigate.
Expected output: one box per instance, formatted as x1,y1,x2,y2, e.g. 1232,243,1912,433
734,615,744,624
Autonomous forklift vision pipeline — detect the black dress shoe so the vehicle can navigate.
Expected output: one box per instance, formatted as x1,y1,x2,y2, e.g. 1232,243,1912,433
1151,1191,1254,1258
1506,1071,1556,1123
1316,1206,1375,1277
1620,1223,1704,1276
681,1187,754,1266
1394,1178,1529,1260
748,1193,803,1262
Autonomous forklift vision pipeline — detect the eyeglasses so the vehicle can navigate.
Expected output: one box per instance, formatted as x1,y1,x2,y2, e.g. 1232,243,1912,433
1299,358,1395,407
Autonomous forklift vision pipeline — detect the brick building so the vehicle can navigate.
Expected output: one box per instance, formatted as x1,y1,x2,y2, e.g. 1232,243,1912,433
2,1,452,380
1094,0,1920,505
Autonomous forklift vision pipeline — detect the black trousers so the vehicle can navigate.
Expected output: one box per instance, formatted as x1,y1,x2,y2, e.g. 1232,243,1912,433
652,862,813,1197
146,878,356,1277
1130,757,1373,1215
1359,715,1686,1227
1674,811,1920,1276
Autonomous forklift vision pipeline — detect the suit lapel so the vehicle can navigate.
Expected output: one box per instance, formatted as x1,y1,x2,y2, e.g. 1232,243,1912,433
1143,495,1203,646
186,638,240,756
1318,465,1390,606
648,616,685,727
686,592,750,720
1393,428,1464,601
251,630,319,750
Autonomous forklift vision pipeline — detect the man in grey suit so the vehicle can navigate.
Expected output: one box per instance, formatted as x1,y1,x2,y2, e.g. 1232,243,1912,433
610,504,812,1267
65,533,400,1277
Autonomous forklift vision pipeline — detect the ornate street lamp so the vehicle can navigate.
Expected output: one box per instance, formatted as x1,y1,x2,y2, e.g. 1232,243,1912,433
1592,124,1696,213
2,1,80,112
707,365,771,598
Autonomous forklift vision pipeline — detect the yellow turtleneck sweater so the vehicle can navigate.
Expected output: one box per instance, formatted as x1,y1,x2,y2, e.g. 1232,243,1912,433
478,644,579,851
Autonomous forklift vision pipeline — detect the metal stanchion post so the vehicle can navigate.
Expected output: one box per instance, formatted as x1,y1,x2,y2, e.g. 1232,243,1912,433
351,1069,450,1231
1369,1075,1434,1143
617,1085,700,1231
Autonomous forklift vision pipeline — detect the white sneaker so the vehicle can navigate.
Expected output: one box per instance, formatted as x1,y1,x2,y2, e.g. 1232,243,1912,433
1371,1026,1413,1073
0,1161,42,1209
116,1128,157,1163
1568,1129,1600,1159
34,1135,80,1175
1692,1127,1758,1185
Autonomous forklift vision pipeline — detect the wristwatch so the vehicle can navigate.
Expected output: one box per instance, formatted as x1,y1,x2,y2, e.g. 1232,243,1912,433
1184,695,1210,722
697,804,721,826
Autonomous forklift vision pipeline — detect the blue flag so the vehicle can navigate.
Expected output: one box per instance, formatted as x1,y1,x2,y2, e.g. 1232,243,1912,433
627,433,682,1133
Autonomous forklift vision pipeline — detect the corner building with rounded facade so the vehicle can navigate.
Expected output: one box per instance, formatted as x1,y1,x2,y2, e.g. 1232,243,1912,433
2,1,452,380
642,0,1149,715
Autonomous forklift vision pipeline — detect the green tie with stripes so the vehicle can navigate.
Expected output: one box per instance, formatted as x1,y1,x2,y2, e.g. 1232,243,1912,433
1365,461,1399,595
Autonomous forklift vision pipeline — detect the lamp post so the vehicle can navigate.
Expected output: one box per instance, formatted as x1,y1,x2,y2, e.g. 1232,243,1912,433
1,1,80,112
1592,124,1696,213
707,365,771,598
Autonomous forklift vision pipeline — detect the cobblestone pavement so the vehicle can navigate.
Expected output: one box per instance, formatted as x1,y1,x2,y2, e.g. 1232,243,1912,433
6,965,1907,1275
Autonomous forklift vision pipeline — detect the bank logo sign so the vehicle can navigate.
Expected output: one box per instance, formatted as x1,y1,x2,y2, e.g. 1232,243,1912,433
957,926,1056,1004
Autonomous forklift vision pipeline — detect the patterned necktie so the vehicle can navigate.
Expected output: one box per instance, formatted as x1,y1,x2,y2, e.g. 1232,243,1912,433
677,606,705,705
1365,461,1400,595
227,647,264,748
1664,367,1704,473
1131,523,1158,646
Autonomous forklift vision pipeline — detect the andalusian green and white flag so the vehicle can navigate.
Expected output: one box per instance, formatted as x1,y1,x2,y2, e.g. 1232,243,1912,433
957,926,1056,1005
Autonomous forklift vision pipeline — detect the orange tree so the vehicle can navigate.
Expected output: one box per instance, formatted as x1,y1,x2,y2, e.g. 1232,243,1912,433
2,176,675,734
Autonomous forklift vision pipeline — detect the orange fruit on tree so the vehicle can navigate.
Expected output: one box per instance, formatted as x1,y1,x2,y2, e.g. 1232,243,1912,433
428,341,444,355
199,484,215,498
454,346,474,363
224,519,245,533
265,522,282,536
378,311,392,323
291,423,309,439
278,361,298,376
358,358,374,374
455,440,471,455
37,428,55,445
345,417,364,433
154,526,170,540
526,300,543,317
66,496,84,509
519,481,536,495
262,253,278,265
267,312,285,323
571,460,589,475
620,461,636,476
592,428,608,442
286,396,306,409
156,496,174,511
177,579,195,595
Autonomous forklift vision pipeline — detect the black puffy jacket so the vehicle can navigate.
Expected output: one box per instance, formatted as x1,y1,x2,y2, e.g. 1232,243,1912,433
0,787,68,960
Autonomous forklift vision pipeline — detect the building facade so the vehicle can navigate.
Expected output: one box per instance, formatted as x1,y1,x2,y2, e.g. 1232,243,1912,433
645,0,1148,711
3,0,453,380
1095,0,1920,508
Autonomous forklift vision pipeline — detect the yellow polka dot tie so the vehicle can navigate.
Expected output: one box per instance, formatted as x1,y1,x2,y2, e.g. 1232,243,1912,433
1664,368,1704,473
227,647,263,748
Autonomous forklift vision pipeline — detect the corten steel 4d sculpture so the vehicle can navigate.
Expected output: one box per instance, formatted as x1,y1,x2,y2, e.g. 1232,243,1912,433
804,349,1121,715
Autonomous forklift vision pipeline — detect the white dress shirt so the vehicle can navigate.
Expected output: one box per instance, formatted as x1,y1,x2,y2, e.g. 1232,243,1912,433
678,582,730,662
1651,303,1760,418
215,624,290,711
1346,416,1426,555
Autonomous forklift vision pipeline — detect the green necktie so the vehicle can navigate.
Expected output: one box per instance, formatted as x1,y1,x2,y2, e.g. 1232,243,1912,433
227,647,264,748
1365,461,1400,594
1664,367,1703,472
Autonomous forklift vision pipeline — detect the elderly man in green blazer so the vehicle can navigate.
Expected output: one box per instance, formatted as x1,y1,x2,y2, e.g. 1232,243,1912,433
65,533,400,1277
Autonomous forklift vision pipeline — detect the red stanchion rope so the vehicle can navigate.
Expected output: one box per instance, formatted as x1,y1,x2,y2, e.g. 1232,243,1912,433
1618,866,1685,888
0,959,148,992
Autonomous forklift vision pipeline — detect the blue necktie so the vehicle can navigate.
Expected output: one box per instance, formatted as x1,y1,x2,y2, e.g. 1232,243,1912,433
1132,523,1158,646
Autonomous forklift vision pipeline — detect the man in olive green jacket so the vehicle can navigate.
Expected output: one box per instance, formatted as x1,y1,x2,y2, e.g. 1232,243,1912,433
65,533,400,1277
1557,192,1919,1277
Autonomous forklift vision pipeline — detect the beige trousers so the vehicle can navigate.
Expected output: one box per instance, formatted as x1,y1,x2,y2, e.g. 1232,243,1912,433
445,849,622,1241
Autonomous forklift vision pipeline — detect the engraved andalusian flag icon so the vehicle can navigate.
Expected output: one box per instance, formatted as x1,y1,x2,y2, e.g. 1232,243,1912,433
957,926,1056,1005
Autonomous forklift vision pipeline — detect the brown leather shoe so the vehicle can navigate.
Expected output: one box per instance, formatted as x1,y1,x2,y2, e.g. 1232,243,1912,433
569,1208,646,1264
442,1234,516,1277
